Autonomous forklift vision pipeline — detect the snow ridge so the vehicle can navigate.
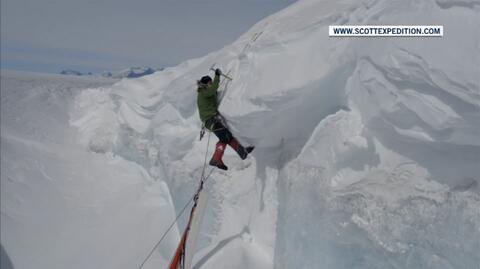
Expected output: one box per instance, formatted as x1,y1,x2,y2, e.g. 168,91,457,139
2,0,479,268
69,0,479,268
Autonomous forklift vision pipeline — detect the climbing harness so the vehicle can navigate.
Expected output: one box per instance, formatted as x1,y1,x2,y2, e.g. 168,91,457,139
199,66,233,141
140,65,234,268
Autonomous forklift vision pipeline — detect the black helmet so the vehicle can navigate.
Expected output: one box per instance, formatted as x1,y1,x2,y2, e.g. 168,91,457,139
200,76,212,84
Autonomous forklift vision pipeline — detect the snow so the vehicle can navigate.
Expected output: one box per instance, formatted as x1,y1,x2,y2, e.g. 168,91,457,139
2,0,480,268
1,71,178,269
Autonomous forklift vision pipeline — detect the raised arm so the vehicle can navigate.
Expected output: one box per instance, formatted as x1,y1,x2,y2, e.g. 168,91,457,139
204,72,221,97
212,73,220,90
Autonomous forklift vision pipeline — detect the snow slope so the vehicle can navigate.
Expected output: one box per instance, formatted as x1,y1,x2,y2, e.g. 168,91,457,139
3,0,480,268
1,71,179,269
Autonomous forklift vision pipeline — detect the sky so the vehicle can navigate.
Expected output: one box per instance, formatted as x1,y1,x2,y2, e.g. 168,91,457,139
0,0,296,74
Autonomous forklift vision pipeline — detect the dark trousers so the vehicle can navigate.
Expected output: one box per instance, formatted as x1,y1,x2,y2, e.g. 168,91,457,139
205,115,233,144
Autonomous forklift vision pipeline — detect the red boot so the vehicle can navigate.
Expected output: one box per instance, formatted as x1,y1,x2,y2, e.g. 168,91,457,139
229,138,254,160
209,142,228,170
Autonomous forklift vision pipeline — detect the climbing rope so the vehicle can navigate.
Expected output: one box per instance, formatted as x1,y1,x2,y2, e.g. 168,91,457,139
138,193,194,269
139,67,232,268
199,128,212,181
138,132,213,269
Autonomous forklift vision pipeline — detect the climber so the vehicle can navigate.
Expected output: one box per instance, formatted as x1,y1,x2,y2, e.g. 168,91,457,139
197,68,254,170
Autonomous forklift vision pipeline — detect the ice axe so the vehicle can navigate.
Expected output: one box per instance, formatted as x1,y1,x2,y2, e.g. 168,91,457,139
210,64,233,81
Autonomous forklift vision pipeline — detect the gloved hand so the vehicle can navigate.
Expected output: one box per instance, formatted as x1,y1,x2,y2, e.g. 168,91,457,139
215,68,222,76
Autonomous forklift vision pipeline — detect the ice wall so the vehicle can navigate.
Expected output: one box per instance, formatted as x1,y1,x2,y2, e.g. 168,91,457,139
51,0,480,268
1,72,179,269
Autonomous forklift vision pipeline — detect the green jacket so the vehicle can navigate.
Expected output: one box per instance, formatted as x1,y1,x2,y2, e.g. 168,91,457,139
197,74,220,124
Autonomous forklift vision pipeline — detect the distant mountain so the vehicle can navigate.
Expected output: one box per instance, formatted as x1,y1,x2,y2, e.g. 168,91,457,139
60,67,161,79
60,69,84,76
102,67,158,79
